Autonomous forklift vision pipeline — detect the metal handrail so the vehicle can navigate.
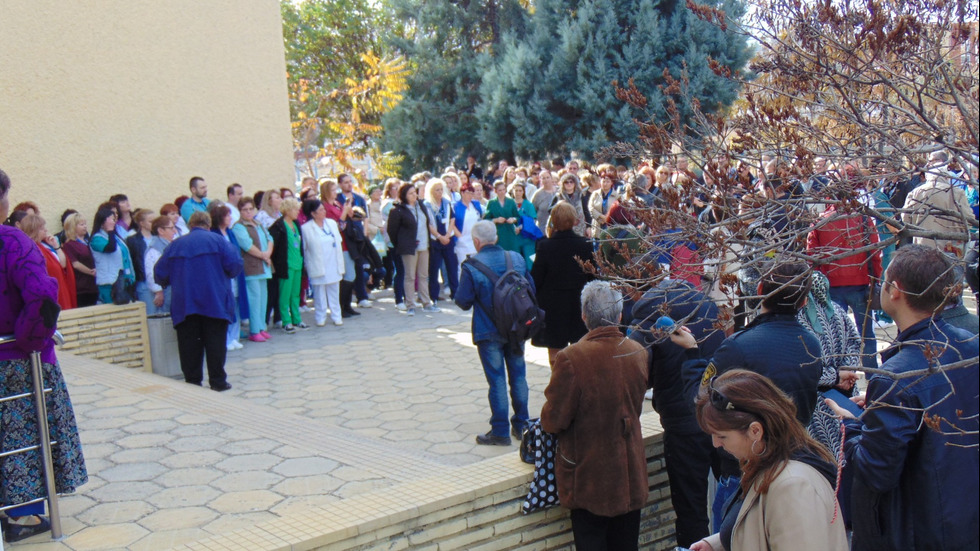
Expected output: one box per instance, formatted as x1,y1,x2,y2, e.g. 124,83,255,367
0,331,65,541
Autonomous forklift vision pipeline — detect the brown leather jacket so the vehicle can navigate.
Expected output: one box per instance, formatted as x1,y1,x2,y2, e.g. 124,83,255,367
541,325,649,517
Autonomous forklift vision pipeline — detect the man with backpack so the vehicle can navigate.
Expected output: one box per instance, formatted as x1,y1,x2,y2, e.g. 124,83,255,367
456,220,541,446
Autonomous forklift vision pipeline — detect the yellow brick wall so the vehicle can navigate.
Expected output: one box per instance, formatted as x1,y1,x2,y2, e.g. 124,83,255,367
57,303,150,371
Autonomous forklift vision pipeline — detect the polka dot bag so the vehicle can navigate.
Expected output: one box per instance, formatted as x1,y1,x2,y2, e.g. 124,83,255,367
520,418,560,514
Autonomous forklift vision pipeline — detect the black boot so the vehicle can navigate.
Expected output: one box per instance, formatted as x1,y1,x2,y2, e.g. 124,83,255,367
340,281,360,317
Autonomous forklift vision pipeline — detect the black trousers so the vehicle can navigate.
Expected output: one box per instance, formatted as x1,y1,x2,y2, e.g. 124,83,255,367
663,430,714,547
570,508,640,551
175,314,229,388
266,278,280,324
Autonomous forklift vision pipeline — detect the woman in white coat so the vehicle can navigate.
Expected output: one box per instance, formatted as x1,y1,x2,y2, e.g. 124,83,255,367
301,199,345,326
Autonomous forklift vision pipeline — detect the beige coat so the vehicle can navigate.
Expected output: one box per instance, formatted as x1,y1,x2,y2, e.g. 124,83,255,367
903,172,977,256
703,460,848,551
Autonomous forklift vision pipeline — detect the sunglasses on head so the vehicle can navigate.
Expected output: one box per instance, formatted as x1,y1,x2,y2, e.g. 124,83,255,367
708,376,756,416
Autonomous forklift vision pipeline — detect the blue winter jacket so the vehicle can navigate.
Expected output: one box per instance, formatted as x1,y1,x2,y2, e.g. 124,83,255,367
843,317,979,551
153,227,243,326
455,244,533,344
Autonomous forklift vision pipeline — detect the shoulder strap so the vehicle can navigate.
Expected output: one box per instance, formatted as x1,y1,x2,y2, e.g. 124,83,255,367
466,257,500,285
505,251,514,273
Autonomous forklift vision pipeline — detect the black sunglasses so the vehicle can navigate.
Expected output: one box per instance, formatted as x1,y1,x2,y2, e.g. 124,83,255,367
708,376,755,415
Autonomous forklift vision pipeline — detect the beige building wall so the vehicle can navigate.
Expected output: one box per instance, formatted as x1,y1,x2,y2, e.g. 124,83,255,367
0,0,294,228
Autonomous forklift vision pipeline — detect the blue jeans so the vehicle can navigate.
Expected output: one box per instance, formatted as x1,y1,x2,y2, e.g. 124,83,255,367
476,340,529,437
829,285,878,369
392,255,405,304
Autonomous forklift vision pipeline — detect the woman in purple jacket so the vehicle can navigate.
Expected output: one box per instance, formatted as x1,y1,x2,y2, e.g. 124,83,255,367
0,168,87,542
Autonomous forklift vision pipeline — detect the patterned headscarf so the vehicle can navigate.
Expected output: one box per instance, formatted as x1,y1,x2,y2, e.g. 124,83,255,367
802,271,835,334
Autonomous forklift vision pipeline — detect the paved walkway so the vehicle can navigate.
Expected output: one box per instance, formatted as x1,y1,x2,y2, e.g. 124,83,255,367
8,293,556,550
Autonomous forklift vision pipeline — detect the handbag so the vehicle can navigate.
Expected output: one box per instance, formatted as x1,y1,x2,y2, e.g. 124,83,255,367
520,418,560,514
110,269,135,305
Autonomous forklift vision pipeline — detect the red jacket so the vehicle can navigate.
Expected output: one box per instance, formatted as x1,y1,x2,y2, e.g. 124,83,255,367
806,207,882,287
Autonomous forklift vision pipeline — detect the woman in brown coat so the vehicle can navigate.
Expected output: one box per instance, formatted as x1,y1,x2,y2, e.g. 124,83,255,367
540,280,649,550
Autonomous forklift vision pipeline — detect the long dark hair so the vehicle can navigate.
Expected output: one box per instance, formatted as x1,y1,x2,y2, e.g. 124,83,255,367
695,370,834,494
92,202,117,235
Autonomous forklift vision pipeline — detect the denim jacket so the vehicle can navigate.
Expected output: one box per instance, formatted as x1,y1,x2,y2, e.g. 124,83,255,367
454,245,533,344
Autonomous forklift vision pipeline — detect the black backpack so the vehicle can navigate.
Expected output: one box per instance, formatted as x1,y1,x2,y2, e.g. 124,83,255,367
465,253,545,351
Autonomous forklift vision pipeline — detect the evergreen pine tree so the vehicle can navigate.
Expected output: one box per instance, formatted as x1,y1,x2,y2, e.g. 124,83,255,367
381,0,527,173
478,0,750,160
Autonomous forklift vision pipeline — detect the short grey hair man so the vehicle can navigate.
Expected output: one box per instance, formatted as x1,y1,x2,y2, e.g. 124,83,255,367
581,280,623,330
471,220,498,250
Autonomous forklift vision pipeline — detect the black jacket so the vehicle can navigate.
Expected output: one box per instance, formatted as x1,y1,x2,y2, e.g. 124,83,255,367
630,280,725,434
530,230,595,348
386,202,430,257
126,233,148,282
268,217,303,280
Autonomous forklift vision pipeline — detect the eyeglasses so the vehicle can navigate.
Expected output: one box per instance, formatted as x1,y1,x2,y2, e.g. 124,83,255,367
707,377,755,415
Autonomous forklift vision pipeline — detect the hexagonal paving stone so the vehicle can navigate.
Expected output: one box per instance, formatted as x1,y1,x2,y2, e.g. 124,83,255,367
147,485,221,508
167,435,226,453
129,407,183,421
128,527,212,551
109,447,171,464
100,463,168,483
154,467,223,487
80,427,128,443
122,419,178,435
214,453,281,473
58,494,98,518
271,444,311,459
160,450,227,469
138,506,217,531
217,438,279,455
172,423,231,438
211,470,284,492
271,457,339,477
87,481,163,503
379,419,421,432
80,441,122,460
63,522,149,551
208,490,283,513
77,500,156,525
96,395,144,408
271,475,343,496
86,406,140,419
116,432,177,449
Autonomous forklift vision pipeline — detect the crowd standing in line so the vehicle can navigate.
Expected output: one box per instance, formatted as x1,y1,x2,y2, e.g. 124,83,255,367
1,149,978,548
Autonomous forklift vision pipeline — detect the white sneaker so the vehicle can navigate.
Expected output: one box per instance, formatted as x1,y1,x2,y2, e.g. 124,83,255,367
300,305,311,313
407,308,416,317
333,319,344,326
396,302,407,311
357,299,372,308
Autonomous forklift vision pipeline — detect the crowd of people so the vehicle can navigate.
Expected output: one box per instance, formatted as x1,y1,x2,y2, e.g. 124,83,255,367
2,147,978,549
